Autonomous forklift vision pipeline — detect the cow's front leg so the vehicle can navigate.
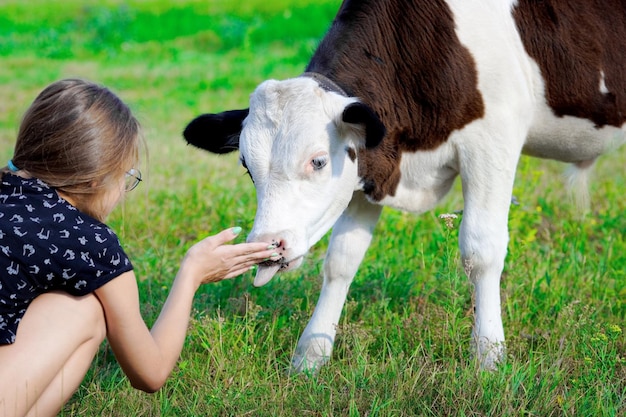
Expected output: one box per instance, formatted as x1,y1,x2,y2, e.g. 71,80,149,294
459,152,520,369
291,192,382,373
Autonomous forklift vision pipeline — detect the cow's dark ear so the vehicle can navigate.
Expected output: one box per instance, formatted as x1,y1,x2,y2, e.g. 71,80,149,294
342,102,386,148
183,109,249,154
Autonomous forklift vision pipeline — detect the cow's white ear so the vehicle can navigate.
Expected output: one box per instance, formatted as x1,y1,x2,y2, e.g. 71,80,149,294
342,102,386,148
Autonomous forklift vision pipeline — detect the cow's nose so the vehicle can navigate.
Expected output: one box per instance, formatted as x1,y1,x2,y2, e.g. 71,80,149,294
248,232,290,253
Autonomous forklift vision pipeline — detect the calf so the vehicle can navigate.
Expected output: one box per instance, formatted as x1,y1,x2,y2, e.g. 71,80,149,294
184,0,626,371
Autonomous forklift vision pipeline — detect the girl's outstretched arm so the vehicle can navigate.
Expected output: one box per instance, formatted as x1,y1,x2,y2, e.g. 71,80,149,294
94,228,277,392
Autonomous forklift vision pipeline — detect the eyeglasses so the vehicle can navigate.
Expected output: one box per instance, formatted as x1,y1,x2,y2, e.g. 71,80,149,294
125,168,142,192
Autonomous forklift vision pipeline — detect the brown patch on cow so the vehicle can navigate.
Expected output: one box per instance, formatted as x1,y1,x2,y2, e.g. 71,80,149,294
514,0,626,128
306,0,485,201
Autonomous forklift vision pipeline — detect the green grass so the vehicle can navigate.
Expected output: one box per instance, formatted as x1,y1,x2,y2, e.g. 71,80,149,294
1,1,625,415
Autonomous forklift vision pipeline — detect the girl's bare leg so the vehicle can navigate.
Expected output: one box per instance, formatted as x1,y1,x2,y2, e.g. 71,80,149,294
0,292,106,417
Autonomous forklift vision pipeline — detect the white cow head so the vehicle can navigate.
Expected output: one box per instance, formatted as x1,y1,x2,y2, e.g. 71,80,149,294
184,76,385,286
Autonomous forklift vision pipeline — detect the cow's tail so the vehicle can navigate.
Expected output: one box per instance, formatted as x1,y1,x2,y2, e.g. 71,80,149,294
564,160,595,214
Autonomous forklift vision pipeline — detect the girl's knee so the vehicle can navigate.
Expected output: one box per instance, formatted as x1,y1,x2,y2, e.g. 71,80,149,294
38,292,106,344
80,294,107,344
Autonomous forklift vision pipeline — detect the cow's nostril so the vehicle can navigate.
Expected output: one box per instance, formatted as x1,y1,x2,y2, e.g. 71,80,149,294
255,233,290,252
270,239,286,250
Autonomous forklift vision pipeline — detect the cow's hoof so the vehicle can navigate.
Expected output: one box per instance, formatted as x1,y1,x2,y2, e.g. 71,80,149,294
473,338,506,370
290,335,333,374
290,354,328,375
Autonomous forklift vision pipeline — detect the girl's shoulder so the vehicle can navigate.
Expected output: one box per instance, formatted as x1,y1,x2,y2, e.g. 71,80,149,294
0,173,132,296
2,173,99,227
1,173,120,252
1,173,57,208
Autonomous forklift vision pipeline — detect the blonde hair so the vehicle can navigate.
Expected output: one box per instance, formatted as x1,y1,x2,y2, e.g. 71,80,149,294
5,79,144,221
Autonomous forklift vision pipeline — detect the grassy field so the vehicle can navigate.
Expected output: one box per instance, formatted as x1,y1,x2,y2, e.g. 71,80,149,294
1,1,625,416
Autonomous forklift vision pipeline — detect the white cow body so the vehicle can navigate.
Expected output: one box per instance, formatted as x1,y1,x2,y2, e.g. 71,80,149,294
185,0,626,371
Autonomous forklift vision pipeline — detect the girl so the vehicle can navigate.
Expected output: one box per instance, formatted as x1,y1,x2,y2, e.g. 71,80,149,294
0,79,278,417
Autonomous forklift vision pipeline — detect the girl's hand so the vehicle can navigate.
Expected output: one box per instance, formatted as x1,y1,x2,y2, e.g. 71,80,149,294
181,227,279,285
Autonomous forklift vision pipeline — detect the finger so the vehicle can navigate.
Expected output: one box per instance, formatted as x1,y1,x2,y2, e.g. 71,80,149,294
259,250,282,262
235,242,280,256
211,227,243,246
223,265,256,281
232,249,281,265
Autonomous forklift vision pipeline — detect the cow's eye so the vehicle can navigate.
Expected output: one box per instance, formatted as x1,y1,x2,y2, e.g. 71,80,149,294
311,155,328,171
